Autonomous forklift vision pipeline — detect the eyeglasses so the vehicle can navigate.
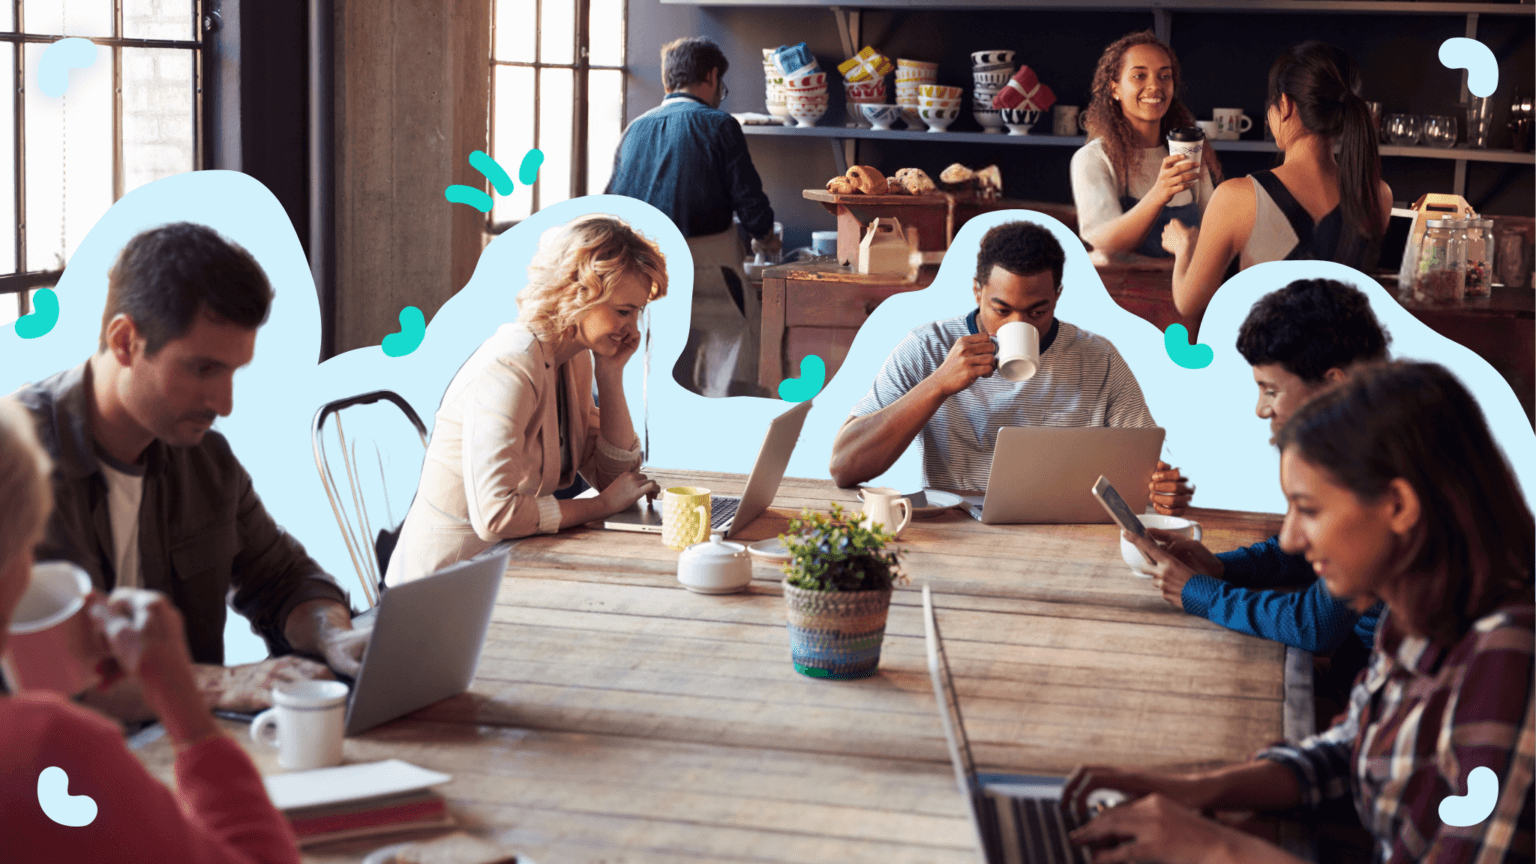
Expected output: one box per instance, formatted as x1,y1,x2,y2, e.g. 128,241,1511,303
720,80,729,102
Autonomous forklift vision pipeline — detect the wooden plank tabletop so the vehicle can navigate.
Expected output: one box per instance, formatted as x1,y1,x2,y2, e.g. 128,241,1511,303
134,471,1288,864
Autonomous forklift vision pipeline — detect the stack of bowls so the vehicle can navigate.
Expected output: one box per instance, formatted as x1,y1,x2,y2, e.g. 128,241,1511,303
918,84,963,133
970,50,1014,134
859,103,904,132
783,70,829,128
763,49,791,126
1000,107,1041,136
896,59,938,129
844,78,888,127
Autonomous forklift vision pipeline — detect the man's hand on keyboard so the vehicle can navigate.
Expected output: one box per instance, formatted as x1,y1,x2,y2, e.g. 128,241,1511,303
1069,793,1253,864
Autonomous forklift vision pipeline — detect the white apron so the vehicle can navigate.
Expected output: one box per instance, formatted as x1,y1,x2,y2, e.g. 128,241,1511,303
681,227,760,397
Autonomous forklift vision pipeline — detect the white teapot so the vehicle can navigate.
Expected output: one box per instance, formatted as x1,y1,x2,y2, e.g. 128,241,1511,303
677,533,753,595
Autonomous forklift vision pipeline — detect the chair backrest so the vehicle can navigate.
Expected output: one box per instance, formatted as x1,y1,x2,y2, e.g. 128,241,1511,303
311,390,429,608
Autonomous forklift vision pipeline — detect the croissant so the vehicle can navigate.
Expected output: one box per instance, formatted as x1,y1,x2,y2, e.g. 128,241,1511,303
939,163,974,184
826,176,857,195
892,168,937,195
846,165,888,195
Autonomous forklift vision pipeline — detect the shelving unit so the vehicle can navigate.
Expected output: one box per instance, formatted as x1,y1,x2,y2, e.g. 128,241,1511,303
714,0,1534,194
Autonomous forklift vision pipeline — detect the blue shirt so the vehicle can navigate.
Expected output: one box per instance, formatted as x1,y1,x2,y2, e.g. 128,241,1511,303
604,93,774,239
1182,534,1381,653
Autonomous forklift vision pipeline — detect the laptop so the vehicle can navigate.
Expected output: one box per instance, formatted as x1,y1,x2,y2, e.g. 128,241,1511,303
598,398,813,538
923,585,1092,864
340,550,507,735
967,427,1164,525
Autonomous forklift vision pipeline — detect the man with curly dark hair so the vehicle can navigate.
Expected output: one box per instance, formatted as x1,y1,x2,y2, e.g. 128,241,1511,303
830,220,1193,513
1136,277,1389,720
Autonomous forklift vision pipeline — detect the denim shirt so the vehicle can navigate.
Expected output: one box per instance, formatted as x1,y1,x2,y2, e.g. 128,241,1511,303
12,361,349,665
604,92,775,239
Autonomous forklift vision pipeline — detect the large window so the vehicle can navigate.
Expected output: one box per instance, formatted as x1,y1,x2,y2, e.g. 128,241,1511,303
0,2,203,326
489,0,626,229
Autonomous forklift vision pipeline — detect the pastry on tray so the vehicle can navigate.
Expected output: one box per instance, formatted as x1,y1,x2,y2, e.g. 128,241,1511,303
825,165,889,196
890,167,937,196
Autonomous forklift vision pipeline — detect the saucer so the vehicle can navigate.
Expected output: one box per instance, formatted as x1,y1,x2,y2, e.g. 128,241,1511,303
903,489,963,517
747,538,794,564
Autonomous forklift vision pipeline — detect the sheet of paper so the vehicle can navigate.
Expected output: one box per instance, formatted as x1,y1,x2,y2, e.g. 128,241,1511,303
264,759,453,811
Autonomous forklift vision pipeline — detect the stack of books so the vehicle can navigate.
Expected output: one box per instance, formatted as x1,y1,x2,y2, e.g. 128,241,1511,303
263,759,455,847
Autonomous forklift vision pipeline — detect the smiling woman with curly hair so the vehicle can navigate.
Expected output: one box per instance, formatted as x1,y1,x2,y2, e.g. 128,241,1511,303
385,214,670,585
1072,30,1223,259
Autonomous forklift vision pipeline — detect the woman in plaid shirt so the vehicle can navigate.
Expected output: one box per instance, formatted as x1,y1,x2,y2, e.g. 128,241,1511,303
1068,360,1534,864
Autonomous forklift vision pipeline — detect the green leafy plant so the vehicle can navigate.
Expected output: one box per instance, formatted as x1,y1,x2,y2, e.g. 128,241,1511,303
780,503,905,592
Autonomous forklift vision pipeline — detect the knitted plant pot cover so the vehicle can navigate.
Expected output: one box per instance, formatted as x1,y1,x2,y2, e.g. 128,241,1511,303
782,582,894,680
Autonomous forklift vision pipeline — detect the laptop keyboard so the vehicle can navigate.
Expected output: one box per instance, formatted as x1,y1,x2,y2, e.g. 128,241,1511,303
709,496,740,530
992,795,1090,864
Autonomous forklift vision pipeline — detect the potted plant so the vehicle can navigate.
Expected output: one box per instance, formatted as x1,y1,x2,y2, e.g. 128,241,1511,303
779,503,906,679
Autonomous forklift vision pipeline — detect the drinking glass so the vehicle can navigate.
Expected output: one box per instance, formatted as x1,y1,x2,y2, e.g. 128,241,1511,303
1422,115,1457,148
1465,96,1492,149
1384,113,1421,146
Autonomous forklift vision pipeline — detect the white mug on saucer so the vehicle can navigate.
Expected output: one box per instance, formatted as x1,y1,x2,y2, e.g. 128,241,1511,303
859,487,912,538
250,680,350,770
1212,109,1252,140
1196,120,1220,141
2,562,106,696
1120,514,1203,577
993,321,1041,382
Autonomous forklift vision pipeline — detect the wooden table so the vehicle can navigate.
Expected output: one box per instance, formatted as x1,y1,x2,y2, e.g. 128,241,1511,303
134,472,1291,863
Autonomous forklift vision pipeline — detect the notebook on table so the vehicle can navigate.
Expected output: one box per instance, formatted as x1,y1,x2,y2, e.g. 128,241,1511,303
264,759,455,847
597,398,813,538
923,585,1092,864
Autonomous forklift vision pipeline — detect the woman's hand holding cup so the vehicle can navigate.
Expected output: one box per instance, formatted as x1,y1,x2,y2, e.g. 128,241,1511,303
1153,153,1201,207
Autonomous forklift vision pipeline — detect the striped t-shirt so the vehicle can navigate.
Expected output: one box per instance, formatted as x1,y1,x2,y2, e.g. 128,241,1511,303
849,312,1156,491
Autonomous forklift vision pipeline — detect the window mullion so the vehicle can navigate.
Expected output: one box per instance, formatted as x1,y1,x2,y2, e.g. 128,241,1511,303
13,0,25,282
572,0,588,198
112,0,123,202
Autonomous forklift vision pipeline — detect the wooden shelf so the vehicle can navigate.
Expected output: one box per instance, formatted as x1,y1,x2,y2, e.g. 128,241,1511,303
668,0,1532,13
742,124,1536,165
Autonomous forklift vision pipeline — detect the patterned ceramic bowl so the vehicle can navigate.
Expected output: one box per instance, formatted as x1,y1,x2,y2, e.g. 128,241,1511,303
786,96,828,128
918,84,964,101
1000,107,1041,135
860,103,904,131
920,105,961,132
970,50,1015,67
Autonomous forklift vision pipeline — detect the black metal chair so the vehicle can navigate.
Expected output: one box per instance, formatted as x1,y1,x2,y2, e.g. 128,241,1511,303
312,390,429,608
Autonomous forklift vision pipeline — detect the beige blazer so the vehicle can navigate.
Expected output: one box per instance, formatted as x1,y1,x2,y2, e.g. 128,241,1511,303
385,323,640,584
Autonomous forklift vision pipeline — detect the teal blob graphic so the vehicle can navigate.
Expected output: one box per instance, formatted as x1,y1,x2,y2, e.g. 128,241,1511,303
1163,324,1213,370
15,288,60,339
444,185,494,213
1439,38,1499,98
470,150,515,195
445,149,543,213
381,306,427,357
778,354,826,402
38,37,99,98
518,149,545,186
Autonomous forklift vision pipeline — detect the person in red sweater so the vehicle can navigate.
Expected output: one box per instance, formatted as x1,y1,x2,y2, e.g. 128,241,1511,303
0,397,300,864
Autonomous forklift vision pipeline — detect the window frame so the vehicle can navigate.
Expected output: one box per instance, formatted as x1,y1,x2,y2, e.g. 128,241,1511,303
0,0,206,315
487,0,627,234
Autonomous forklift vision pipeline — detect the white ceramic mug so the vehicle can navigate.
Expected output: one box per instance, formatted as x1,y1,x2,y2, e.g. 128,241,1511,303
1196,120,1220,141
2,562,105,696
250,680,350,771
859,487,912,538
1054,105,1082,136
1120,514,1203,577
1213,109,1252,140
993,321,1041,382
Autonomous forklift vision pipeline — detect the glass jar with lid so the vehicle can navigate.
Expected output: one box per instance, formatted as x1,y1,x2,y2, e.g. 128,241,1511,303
1415,218,1466,303
1464,218,1492,297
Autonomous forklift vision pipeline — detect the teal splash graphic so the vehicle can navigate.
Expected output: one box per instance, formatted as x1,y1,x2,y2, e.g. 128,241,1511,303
444,149,544,213
38,37,99,98
1439,38,1499,98
15,288,60,339
381,306,426,357
778,354,825,402
1439,766,1499,827
37,766,98,827
1163,324,1212,370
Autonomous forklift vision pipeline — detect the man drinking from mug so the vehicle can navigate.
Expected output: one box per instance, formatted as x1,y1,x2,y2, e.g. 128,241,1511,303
829,219,1193,513
11,223,367,723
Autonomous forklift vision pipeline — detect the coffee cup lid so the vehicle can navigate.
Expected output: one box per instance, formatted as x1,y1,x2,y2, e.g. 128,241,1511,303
1167,126,1204,142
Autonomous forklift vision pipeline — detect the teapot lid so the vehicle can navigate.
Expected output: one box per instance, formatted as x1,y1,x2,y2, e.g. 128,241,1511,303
681,532,747,560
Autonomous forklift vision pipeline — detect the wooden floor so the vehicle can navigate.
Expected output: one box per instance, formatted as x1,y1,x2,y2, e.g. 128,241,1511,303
133,471,1289,863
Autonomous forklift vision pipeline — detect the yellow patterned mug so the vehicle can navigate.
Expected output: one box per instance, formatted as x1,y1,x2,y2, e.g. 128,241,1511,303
662,487,712,550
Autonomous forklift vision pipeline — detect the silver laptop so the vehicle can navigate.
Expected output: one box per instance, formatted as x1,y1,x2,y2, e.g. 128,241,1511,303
342,550,507,735
599,398,813,538
923,585,1091,864
968,427,1164,525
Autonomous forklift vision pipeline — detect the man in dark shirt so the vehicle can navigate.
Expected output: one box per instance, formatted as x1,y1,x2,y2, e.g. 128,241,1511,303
12,223,368,721
606,36,778,396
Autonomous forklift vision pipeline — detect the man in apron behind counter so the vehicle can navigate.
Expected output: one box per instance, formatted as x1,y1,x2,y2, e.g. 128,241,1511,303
605,36,779,397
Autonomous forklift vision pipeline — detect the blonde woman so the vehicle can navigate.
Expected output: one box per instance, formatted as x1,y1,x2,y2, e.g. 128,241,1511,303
0,398,301,862
385,214,668,585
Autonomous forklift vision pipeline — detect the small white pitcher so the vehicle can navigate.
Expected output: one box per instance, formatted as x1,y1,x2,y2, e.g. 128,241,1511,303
859,487,912,538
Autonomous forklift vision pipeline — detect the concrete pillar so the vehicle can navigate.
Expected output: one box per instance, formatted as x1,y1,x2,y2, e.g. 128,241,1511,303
333,0,489,353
